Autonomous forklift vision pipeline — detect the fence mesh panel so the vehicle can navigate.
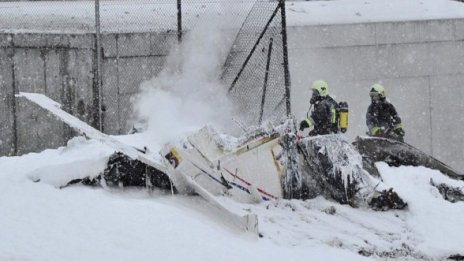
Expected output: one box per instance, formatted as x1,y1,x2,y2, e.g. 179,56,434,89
101,0,290,132
0,0,290,142
221,0,288,126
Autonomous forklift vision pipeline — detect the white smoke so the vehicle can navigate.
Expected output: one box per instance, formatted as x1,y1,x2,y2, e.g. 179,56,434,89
132,14,237,148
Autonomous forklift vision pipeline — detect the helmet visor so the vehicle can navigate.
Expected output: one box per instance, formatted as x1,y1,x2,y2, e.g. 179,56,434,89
369,92,381,100
310,90,320,104
312,89,320,98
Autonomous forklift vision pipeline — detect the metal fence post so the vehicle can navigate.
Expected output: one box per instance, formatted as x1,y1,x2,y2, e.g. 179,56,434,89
95,0,103,132
259,38,274,125
9,45,18,156
227,5,281,93
279,0,291,117
177,0,182,43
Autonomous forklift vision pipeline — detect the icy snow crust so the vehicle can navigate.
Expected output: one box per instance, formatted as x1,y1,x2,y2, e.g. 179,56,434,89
1,137,464,260
297,135,383,204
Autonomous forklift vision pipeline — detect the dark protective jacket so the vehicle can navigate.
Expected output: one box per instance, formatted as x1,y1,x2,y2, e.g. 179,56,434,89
366,99,402,132
309,96,339,135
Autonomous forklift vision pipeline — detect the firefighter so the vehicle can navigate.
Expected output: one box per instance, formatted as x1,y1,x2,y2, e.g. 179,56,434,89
299,80,339,136
366,83,405,141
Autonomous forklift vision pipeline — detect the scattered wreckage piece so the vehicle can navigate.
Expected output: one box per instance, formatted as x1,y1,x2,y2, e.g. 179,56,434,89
354,136,464,181
160,126,283,204
18,92,259,234
368,188,408,211
294,134,361,203
16,93,167,173
292,134,407,210
430,178,464,203
61,152,172,190
18,92,172,189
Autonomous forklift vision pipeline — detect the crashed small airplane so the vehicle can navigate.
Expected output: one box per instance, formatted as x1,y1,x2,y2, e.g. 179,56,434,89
18,92,464,234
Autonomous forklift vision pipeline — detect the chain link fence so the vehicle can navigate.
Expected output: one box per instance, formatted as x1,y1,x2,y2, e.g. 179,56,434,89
0,0,291,155
97,0,291,133
221,0,291,125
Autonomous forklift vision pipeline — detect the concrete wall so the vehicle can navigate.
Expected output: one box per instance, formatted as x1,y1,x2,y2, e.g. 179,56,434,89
0,45,15,156
0,33,97,155
0,32,176,155
101,32,176,134
288,19,464,171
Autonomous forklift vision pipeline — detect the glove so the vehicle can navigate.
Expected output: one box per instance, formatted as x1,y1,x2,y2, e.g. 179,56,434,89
369,127,381,136
299,118,313,131
393,124,405,137
299,120,308,131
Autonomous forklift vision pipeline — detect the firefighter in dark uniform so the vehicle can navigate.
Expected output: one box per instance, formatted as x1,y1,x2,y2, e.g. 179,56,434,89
366,84,405,141
299,80,339,136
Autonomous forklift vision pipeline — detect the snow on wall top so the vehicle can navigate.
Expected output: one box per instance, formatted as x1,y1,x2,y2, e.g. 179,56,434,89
1,0,463,34
0,0,252,34
287,0,464,26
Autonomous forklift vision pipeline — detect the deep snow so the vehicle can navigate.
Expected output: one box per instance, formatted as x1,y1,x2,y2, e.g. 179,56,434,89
1,0,464,259
1,136,463,260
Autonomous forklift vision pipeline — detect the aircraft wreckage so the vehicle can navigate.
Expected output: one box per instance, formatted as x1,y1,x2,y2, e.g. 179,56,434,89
18,92,464,234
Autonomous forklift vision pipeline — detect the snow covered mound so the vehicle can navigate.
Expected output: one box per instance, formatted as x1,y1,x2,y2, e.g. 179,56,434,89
26,138,111,188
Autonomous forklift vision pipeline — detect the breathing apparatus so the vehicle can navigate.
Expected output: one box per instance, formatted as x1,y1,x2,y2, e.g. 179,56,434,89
338,101,349,133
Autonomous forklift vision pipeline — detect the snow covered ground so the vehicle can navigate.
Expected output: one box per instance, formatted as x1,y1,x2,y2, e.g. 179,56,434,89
1,136,463,260
2,0,464,259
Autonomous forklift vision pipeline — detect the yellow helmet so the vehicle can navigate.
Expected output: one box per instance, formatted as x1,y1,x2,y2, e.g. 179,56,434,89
370,83,386,98
311,80,329,97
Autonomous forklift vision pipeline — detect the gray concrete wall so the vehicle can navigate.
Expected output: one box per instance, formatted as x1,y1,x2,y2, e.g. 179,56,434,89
288,19,464,171
100,32,176,134
0,33,97,155
0,31,175,155
0,46,15,156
